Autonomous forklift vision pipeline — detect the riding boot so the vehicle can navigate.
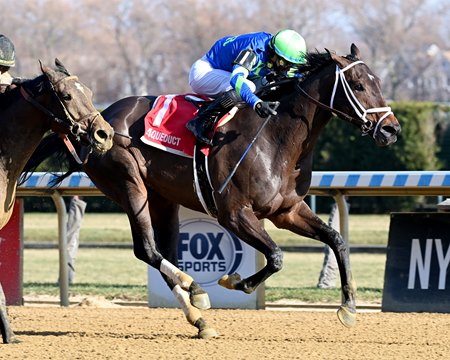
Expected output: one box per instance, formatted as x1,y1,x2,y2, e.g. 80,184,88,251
186,90,240,146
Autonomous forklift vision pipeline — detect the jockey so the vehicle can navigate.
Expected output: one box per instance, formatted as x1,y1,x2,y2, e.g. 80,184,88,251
186,29,307,146
0,34,15,90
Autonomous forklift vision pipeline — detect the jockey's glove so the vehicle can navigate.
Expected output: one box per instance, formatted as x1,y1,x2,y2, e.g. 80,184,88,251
254,101,279,118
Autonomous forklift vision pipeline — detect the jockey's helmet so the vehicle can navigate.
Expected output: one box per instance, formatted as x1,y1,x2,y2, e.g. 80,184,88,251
270,29,306,65
0,35,15,67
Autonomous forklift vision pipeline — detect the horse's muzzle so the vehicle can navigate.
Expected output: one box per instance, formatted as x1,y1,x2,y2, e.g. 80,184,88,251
374,116,401,147
84,113,114,154
92,127,115,153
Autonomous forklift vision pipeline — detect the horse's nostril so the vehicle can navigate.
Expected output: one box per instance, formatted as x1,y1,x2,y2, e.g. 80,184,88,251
381,125,398,135
94,129,109,142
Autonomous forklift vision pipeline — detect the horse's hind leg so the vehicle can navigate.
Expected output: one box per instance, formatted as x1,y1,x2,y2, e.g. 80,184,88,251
269,200,356,327
171,284,218,339
148,197,218,339
0,283,17,344
161,271,217,339
129,211,216,338
86,151,215,337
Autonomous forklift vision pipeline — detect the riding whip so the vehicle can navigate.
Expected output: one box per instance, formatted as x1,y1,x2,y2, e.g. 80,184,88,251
217,102,280,194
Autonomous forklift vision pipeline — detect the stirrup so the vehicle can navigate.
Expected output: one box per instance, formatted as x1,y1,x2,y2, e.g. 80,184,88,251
186,119,213,146
195,131,213,146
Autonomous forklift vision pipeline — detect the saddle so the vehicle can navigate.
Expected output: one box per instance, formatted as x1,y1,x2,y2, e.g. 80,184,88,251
141,79,293,216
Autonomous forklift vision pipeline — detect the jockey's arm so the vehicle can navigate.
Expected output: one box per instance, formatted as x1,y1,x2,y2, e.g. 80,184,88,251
229,65,261,109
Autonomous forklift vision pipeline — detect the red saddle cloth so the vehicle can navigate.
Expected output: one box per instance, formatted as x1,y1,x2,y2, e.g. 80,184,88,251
141,94,210,158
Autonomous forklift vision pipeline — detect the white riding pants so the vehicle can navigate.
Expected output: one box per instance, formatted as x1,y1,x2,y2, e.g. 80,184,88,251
189,56,233,97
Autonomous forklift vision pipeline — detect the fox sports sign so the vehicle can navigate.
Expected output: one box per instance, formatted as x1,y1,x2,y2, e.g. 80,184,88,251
148,209,261,309
178,218,244,286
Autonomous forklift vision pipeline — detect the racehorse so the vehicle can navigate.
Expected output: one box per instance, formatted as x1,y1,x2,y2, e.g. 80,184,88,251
0,59,114,343
29,44,401,338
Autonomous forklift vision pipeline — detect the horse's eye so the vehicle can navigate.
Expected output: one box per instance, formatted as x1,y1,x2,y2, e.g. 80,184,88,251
62,93,72,101
354,83,364,91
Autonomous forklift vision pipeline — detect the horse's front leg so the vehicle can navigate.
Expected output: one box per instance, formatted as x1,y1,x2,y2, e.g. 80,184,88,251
217,207,283,293
269,200,357,328
0,283,17,343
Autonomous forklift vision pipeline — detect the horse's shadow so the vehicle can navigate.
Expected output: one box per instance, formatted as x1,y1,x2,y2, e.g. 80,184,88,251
14,330,196,340
14,330,77,337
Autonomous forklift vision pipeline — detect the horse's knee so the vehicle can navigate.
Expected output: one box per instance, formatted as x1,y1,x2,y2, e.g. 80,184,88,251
268,248,283,273
330,230,346,250
132,247,147,262
133,246,161,267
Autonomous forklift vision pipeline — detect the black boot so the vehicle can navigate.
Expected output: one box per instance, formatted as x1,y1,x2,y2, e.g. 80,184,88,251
186,90,239,146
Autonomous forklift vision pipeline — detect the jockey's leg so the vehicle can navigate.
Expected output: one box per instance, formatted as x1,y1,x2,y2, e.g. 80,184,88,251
186,90,241,146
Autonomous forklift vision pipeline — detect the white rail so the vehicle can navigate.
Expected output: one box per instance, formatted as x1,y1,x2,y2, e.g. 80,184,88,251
17,171,450,306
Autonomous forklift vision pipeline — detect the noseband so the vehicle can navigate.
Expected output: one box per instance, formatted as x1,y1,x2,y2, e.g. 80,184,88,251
297,60,393,137
20,75,101,141
330,61,392,135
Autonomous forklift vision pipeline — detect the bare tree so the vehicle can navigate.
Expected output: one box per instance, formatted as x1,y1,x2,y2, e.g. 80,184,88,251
1,0,448,103
335,0,449,101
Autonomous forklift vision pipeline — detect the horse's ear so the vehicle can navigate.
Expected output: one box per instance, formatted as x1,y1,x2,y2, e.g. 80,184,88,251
39,60,56,82
39,59,49,74
54,58,71,76
350,44,361,59
39,59,54,80
326,48,347,68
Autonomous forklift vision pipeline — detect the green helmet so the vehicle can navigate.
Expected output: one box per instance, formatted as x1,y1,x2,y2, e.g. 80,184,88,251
271,29,306,64
0,34,15,67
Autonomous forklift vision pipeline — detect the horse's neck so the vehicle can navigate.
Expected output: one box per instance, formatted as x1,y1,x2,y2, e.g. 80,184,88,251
292,74,336,148
258,77,332,174
0,102,49,225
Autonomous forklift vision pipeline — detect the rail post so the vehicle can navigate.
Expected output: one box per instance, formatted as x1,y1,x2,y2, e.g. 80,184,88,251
50,191,69,307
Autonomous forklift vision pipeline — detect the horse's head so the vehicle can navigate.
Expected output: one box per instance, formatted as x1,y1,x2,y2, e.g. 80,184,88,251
328,44,401,147
37,59,114,154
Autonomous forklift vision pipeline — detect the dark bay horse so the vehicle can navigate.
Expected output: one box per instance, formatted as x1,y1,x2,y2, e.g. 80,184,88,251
0,59,114,343
31,45,400,338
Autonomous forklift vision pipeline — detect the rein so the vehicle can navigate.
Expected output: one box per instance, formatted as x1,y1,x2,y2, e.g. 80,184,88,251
295,85,359,126
20,86,74,132
20,80,100,140
296,60,393,137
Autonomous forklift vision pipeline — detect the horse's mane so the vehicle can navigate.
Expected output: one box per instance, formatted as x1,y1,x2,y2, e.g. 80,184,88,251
258,49,357,100
296,50,333,76
258,51,335,100
0,76,47,110
297,49,358,78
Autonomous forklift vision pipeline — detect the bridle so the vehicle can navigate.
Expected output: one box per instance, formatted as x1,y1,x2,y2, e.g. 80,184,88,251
20,75,101,141
20,74,102,164
296,60,393,137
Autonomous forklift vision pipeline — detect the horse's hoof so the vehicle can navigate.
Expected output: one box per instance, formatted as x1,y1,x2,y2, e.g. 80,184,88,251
190,292,211,310
218,273,241,290
337,306,357,328
198,327,219,339
3,335,21,344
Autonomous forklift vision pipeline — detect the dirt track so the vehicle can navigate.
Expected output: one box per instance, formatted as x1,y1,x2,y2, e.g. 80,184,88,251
2,300,450,360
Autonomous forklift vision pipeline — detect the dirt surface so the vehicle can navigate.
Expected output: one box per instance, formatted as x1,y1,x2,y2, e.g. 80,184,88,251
2,298,450,360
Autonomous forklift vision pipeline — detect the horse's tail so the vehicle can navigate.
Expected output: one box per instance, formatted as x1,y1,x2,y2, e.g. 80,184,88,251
19,133,82,186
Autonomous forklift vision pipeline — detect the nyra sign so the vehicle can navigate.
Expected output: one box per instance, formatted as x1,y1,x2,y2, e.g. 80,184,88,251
382,212,450,313
148,207,264,309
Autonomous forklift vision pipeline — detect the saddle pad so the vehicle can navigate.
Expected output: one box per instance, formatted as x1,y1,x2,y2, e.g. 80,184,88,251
141,94,210,158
